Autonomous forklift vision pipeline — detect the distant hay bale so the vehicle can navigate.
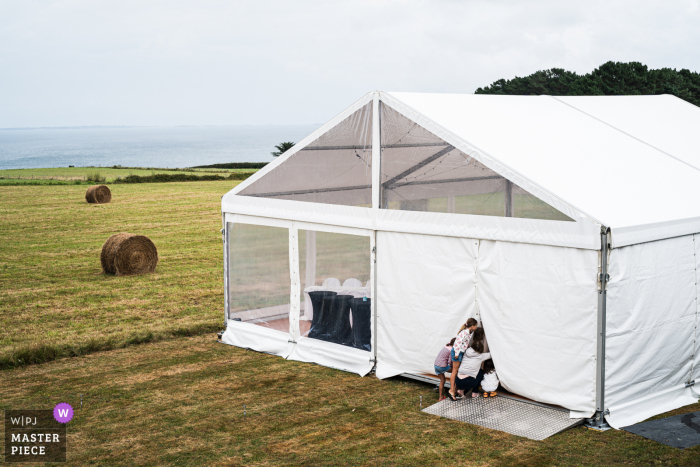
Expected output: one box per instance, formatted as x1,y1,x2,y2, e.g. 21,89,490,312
85,185,111,204
100,233,158,276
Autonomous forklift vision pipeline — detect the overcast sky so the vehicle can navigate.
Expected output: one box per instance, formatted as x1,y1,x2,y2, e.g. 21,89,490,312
1,0,699,128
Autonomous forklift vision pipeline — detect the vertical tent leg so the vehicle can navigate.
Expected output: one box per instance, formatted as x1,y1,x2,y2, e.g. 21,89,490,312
370,232,378,368
289,225,301,343
588,227,611,431
222,215,230,325
303,230,317,323
504,180,513,217
447,195,456,214
372,93,381,210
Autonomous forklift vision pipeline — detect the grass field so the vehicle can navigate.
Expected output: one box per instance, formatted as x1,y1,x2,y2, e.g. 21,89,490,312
0,180,237,369
2,179,700,465
0,335,698,466
0,166,257,183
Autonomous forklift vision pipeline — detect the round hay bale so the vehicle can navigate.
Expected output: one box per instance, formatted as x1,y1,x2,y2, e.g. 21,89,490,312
100,233,158,276
85,185,111,204
85,185,96,203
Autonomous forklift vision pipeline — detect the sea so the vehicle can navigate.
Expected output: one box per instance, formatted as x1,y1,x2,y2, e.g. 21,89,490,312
0,125,321,170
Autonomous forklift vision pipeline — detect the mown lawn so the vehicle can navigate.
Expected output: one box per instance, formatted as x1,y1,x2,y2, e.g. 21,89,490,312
0,180,238,368
0,335,698,466
2,179,700,466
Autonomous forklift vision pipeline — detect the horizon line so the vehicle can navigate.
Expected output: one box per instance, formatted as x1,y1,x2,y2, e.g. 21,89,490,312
0,123,324,131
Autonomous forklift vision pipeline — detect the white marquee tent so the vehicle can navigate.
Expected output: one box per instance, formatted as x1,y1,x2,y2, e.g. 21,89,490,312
220,91,700,429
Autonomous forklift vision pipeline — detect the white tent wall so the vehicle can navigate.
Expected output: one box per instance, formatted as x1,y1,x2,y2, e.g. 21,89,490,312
477,240,598,417
694,236,700,398
287,338,374,377
604,235,700,429
222,320,294,358
375,231,479,379
374,231,598,417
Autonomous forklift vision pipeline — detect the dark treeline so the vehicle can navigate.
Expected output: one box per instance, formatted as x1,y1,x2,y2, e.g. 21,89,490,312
192,162,268,169
475,61,700,106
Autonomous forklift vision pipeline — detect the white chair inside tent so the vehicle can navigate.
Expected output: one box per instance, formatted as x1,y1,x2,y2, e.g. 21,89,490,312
342,278,363,288
323,277,341,288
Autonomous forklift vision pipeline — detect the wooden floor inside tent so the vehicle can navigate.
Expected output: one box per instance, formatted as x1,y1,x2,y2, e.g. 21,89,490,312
251,318,311,336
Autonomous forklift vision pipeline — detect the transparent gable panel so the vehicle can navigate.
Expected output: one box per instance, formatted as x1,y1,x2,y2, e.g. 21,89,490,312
380,104,572,221
239,103,373,207
298,230,371,351
228,223,291,333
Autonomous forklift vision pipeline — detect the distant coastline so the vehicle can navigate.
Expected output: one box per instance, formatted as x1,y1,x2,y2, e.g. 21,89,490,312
0,124,320,131
0,124,319,170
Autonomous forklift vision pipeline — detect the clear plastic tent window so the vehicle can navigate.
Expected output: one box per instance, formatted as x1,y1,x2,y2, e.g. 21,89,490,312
238,103,373,207
299,230,371,351
237,98,571,220
228,223,291,333
379,104,572,221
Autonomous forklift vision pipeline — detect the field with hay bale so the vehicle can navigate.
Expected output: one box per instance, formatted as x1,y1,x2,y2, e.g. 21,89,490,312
0,180,236,369
2,179,700,465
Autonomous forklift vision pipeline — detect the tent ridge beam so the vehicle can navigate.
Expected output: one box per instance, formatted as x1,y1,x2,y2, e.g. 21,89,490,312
302,142,448,151
244,185,370,198
382,145,456,188
390,175,503,188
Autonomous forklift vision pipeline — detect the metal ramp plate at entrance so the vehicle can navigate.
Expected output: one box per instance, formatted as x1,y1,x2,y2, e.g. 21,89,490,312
423,396,584,440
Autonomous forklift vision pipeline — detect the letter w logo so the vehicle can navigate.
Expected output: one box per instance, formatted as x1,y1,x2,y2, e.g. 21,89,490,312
58,409,69,418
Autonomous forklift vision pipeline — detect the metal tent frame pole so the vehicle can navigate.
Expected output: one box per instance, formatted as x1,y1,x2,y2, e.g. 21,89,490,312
370,93,381,368
219,209,230,341
587,226,611,431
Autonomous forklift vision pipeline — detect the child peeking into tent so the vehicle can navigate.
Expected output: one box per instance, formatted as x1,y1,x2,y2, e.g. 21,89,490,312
448,318,479,400
481,358,499,397
451,327,491,400
433,338,455,401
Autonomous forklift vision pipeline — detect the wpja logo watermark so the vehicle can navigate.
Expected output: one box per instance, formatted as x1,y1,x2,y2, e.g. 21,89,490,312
4,404,72,463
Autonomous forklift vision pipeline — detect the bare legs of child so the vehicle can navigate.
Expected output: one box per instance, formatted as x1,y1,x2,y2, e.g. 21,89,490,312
448,360,460,400
438,373,447,400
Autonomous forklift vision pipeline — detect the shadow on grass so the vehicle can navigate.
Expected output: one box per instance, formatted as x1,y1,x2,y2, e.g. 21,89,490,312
0,322,221,370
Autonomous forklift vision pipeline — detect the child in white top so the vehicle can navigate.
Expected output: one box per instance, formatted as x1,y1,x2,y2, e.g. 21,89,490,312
481,358,499,397
452,327,490,399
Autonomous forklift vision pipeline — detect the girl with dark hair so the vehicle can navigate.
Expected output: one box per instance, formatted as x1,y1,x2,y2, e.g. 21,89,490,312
450,327,491,400
481,358,499,398
447,318,478,400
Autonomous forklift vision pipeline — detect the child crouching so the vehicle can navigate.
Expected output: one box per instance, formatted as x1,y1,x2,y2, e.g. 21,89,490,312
481,358,499,397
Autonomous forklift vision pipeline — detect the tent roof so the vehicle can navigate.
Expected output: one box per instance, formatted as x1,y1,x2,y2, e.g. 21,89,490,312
387,92,700,233
225,92,700,248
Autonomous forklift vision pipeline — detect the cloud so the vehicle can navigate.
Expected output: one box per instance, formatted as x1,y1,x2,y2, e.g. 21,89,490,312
0,0,698,127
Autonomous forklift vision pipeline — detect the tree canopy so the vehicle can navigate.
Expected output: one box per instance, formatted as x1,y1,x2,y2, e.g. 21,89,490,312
475,61,700,106
272,141,295,157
